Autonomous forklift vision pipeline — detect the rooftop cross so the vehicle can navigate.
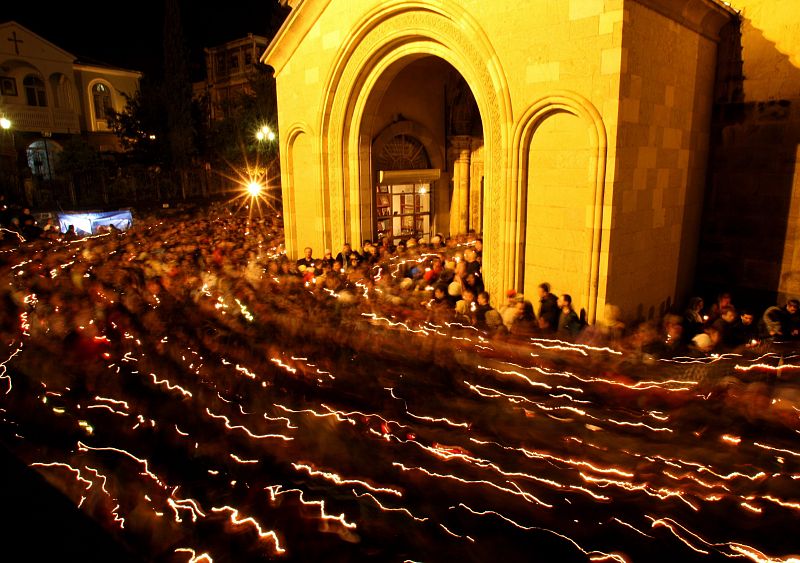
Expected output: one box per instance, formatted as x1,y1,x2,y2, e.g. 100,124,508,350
7,31,23,55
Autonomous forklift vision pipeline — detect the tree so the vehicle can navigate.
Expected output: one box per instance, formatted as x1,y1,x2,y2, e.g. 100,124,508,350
107,77,169,167
163,0,195,198
206,64,279,168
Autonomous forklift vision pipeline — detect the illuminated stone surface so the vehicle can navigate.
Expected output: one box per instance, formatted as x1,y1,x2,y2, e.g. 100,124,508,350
264,0,735,322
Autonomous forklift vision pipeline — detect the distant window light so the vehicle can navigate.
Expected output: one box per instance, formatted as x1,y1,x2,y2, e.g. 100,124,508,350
92,82,113,121
23,75,47,107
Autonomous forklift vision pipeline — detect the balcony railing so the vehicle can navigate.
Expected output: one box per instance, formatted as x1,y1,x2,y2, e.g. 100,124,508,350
4,106,82,135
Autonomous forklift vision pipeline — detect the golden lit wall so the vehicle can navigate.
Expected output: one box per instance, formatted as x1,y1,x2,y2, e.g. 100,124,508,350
608,1,717,319
523,111,594,310
267,0,730,321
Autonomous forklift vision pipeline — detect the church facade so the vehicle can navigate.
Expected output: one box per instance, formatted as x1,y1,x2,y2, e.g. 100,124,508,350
262,0,780,322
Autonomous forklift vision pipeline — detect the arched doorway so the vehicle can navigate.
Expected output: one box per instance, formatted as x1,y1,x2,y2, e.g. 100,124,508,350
313,3,513,302
357,56,484,244
26,139,61,180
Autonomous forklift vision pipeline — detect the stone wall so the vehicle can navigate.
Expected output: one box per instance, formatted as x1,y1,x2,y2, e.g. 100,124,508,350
266,0,731,321
606,1,718,321
698,1,800,306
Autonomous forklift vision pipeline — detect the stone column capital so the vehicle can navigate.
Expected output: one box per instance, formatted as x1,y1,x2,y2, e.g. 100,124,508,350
448,135,473,155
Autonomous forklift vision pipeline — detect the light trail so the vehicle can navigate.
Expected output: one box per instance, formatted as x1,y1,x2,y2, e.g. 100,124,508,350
0,345,23,394
209,506,285,554
455,503,627,563
292,463,403,497
205,408,293,441
174,548,214,563
393,462,552,508
266,485,357,529
77,442,166,488
352,490,428,522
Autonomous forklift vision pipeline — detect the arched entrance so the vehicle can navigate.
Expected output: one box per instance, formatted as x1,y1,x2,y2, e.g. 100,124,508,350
356,56,483,243
358,57,484,244
314,2,513,301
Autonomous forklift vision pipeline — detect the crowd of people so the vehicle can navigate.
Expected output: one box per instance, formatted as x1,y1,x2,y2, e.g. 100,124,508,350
0,200,797,366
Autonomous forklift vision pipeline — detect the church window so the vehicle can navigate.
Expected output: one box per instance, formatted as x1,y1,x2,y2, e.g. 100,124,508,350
23,75,47,107
0,77,16,96
92,83,113,120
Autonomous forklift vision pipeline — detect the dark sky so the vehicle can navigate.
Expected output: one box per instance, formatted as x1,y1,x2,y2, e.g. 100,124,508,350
1,1,289,80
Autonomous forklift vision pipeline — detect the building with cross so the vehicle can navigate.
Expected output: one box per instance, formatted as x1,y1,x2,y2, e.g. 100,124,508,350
0,21,140,192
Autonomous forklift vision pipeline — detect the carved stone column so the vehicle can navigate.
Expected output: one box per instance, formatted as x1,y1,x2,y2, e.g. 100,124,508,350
469,141,484,234
448,135,472,235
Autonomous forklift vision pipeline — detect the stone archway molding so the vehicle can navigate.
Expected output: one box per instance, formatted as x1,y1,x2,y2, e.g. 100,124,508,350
511,91,608,324
283,122,317,257
371,119,445,172
318,0,513,302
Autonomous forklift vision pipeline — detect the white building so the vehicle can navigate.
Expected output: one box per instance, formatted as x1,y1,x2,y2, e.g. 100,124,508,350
0,21,141,183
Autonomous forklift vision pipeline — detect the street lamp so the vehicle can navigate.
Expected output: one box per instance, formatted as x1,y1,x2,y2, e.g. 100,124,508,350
0,117,10,130
256,124,275,143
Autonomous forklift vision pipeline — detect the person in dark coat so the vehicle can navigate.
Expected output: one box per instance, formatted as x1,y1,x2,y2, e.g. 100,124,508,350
557,294,582,338
537,282,560,334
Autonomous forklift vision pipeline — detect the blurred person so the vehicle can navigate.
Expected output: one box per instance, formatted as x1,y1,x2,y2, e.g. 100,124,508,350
683,297,704,341
538,282,559,334
557,294,582,338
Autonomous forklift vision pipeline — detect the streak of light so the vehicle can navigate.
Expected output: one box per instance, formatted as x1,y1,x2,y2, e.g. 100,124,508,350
728,544,800,563
235,364,257,379
454,503,628,562
168,497,206,522
292,463,403,497
77,442,166,488
205,408,293,441
94,396,130,409
611,517,654,538
470,437,634,478
0,345,23,394
86,404,129,417
263,412,297,429
529,337,623,356
352,490,428,522
270,358,297,374
735,363,800,372
580,473,699,511
320,403,407,429
475,365,553,389
266,485,357,529
393,462,551,507
439,522,475,542
174,547,214,563
758,495,800,512
740,501,763,514
31,462,93,490
148,373,193,398
753,442,800,458
647,517,709,554
230,453,259,464
209,506,285,554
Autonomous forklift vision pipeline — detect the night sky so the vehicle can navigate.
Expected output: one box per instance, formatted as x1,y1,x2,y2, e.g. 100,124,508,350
1,0,289,80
